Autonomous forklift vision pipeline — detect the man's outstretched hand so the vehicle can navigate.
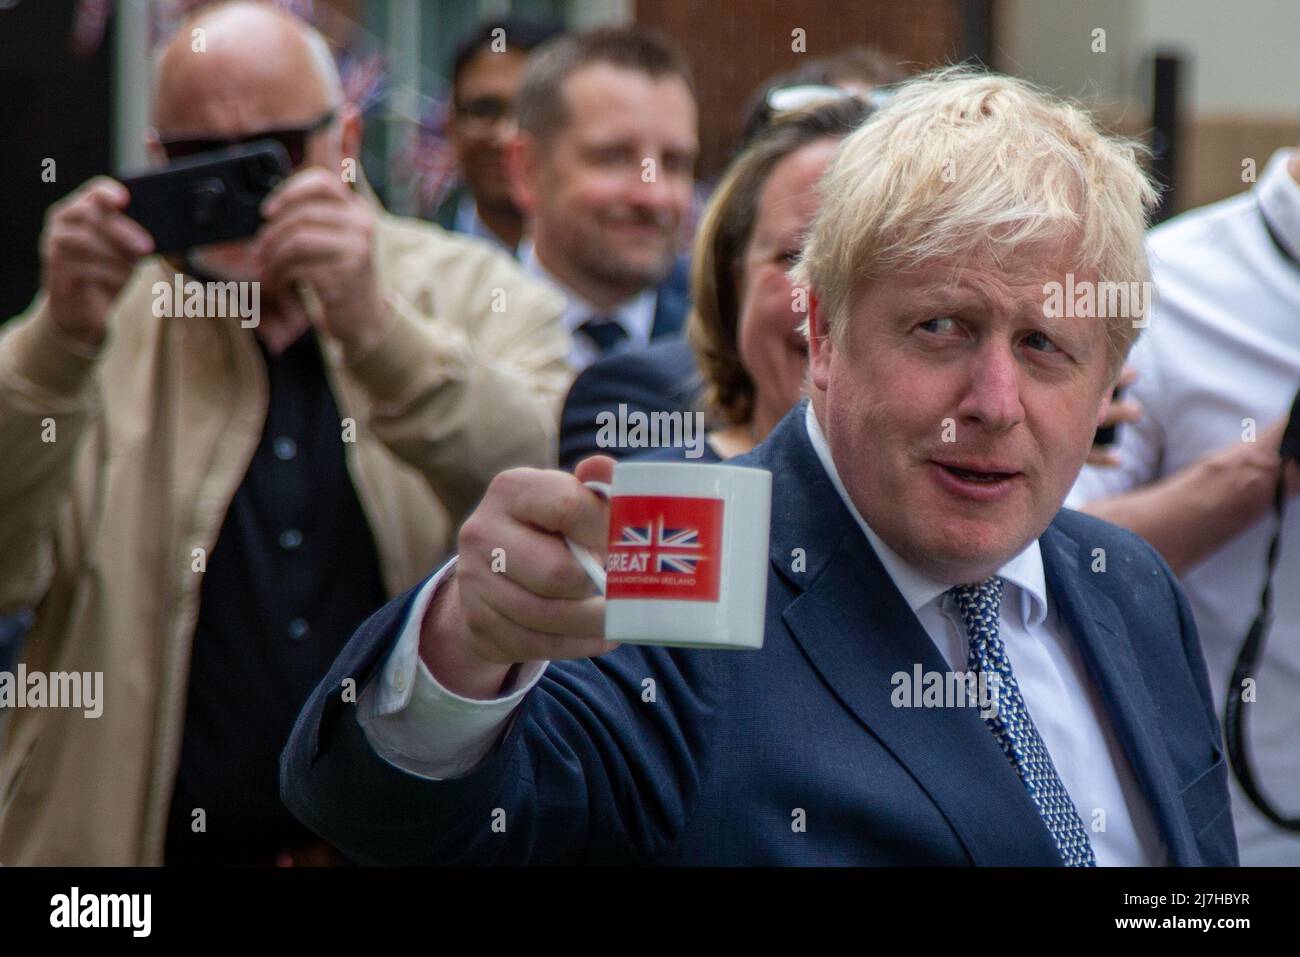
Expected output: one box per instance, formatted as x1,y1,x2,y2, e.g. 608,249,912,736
419,456,620,700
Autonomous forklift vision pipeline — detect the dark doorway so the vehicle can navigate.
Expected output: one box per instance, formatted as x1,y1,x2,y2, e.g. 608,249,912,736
0,0,113,323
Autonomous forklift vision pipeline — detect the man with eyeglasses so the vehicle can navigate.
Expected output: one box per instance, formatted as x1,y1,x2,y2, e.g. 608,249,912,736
0,0,569,866
433,17,563,253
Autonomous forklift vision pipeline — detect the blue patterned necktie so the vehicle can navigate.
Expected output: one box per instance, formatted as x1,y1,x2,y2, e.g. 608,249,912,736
950,576,1098,867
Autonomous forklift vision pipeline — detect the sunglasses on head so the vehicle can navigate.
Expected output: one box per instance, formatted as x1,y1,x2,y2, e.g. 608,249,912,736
159,109,336,166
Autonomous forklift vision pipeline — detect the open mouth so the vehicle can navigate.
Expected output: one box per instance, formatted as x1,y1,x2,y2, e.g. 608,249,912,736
929,461,1024,501
941,465,1016,483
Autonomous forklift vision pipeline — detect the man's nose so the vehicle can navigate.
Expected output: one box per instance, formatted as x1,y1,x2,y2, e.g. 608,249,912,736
490,116,518,147
627,155,680,212
955,342,1026,433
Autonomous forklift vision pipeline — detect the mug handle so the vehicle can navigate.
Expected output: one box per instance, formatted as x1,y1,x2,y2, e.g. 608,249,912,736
564,480,611,596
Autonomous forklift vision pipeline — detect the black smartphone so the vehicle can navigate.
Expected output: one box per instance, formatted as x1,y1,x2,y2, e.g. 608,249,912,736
1093,385,1123,448
119,140,290,253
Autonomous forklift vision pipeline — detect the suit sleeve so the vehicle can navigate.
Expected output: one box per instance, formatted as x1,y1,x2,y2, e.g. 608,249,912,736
1149,535,1239,865
0,299,101,613
281,580,722,865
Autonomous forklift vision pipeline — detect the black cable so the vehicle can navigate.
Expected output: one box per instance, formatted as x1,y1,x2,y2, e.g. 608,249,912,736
1223,463,1300,831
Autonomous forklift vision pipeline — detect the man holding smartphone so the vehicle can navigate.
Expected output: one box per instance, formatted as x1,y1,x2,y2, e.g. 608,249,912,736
0,1,569,865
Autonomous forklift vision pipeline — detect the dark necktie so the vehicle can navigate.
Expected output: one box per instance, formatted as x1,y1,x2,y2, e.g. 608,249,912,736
577,314,630,355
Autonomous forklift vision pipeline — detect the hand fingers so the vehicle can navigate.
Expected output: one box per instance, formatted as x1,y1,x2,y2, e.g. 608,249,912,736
495,468,610,553
262,167,349,217
1086,448,1121,468
1116,364,1139,389
260,230,350,292
256,204,353,260
54,192,153,259
64,261,137,291
1101,398,1143,426
100,211,155,258
460,584,615,664
79,176,131,211
460,516,597,600
574,454,617,486
44,221,139,271
469,564,605,637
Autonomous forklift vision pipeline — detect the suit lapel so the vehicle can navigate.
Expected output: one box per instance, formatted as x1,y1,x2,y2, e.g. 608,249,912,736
1038,525,1202,864
649,261,689,340
745,409,1063,865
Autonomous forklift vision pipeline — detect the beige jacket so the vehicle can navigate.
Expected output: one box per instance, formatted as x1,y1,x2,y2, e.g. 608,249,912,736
0,210,570,864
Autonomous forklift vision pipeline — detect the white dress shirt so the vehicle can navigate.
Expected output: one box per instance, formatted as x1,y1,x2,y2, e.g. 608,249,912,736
360,402,1166,864
518,237,657,371
1068,148,1300,865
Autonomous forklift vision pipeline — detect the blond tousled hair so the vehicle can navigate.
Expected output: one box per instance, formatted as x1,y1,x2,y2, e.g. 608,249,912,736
792,66,1159,379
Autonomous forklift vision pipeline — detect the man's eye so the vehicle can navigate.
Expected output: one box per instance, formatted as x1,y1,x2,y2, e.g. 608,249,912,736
591,146,633,166
919,316,958,335
662,153,693,175
776,249,799,265
1023,330,1061,353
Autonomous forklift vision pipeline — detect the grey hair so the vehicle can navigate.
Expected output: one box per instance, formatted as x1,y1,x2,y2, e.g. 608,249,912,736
302,23,344,106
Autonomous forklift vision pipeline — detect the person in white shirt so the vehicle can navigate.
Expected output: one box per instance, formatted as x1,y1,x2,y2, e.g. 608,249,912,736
282,68,1236,866
1068,148,1300,865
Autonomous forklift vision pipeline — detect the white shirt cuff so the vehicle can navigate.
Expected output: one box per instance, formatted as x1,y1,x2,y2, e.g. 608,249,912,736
357,556,550,780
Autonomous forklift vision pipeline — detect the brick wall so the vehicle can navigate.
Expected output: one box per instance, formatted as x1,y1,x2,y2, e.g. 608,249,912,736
634,0,972,176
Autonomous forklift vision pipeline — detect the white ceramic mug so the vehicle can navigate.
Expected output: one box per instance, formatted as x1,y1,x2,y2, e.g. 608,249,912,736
565,461,772,650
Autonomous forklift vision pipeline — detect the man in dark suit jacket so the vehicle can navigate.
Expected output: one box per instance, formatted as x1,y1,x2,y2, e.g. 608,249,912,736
282,400,1235,865
558,324,698,470
280,69,1237,866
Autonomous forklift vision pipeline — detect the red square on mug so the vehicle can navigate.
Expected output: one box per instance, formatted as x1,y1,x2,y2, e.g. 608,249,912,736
605,495,724,601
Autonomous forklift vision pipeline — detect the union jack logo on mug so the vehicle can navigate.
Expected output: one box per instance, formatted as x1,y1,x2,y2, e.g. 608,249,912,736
605,496,724,601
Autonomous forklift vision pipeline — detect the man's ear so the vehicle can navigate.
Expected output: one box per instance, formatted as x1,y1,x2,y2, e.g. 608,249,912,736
807,290,834,392
505,133,539,216
339,103,364,170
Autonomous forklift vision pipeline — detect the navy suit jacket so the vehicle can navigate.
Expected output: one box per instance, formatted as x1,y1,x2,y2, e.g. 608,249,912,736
281,404,1237,866
559,338,701,470
648,256,691,341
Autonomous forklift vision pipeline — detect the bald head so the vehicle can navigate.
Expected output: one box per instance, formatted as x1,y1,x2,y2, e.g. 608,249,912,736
152,1,342,134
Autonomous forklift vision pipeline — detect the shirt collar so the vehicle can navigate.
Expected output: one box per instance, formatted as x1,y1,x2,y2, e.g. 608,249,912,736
518,236,657,342
1257,148,1300,265
802,400,1049,626
453,193,513,253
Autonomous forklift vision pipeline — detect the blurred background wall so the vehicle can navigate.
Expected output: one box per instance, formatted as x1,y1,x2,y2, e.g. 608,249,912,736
997,0,1300,210
2,0,1297,323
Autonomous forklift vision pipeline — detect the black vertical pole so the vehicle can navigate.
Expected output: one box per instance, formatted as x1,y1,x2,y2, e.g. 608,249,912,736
1151,53,1183,224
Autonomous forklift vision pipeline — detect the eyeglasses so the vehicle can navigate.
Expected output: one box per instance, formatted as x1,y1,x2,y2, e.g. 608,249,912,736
159,110,337,167
453,96,515,128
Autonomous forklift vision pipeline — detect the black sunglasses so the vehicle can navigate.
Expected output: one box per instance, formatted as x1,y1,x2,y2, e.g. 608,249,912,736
159,109,336,167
